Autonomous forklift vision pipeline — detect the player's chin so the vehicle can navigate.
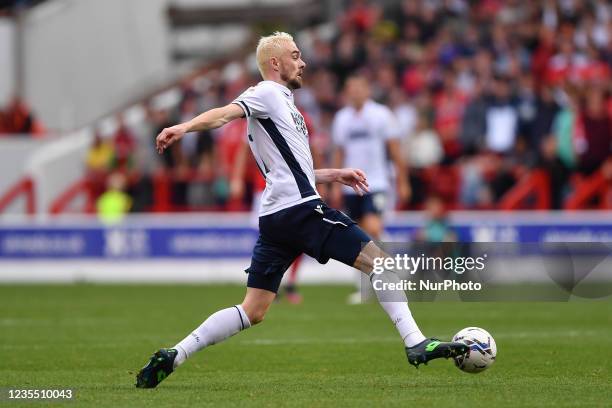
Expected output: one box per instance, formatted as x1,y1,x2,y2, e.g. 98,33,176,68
289,76,303,89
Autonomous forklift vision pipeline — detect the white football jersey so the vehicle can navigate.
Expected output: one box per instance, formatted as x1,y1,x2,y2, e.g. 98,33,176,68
233,81,320,216
332,100,399,194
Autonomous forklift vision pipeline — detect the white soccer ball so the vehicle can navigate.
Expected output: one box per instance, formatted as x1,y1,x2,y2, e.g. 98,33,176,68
452,327,497,373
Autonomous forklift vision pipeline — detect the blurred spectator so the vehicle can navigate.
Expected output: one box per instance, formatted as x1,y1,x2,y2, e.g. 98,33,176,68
331,31,363,83
459,157,489,208
579,87,612,174
388,87,417,141
530,85,560,150
484,153,516,203
414,194,456,243
485,77,518,154
96,172,132,224
178,94,207,167
111,115,137,171
538,135,571,209
0,96,45,136
340,0,381,33
516,74,538,143
402,109,443,169
85,131,114,199
546,41,589,84
86,132,114,173
403,109,443,207
433,70,468,161
0,110,6,134
401,59,430,97
459,80,487,155
551,86,580,170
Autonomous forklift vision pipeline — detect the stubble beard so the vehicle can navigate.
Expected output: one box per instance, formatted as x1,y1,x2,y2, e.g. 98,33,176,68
281,71,302,90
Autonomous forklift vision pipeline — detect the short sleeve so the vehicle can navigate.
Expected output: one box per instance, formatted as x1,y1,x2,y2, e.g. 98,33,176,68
232,84,274,119
332,111,348,147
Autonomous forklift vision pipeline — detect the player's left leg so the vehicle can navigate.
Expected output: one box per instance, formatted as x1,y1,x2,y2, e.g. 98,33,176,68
135,287,275,388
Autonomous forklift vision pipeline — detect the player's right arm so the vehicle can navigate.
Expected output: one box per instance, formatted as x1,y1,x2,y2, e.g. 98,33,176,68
156,103,244,154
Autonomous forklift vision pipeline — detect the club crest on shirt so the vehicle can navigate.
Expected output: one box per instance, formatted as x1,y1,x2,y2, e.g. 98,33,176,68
286,102,308,138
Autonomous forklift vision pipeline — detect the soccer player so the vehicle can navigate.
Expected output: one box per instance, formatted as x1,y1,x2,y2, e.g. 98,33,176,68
332,75,410,303
136,32,467,388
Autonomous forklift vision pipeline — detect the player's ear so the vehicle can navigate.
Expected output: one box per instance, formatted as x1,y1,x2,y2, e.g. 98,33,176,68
270,56,280,72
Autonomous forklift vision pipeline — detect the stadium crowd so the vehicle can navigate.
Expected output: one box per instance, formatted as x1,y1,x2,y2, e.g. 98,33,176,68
86,0,611,212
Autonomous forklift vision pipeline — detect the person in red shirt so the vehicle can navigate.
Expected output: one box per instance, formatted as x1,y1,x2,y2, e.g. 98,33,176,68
579,87,612,174
2,96,45,137
433,71,468,161
112,114,136,171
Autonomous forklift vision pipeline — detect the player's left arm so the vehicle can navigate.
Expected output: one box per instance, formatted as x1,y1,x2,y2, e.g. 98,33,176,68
314,168,369,196
387,138,411,204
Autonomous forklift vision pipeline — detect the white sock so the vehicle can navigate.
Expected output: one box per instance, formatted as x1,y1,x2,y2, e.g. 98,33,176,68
173,305,251,368
369,271,426,348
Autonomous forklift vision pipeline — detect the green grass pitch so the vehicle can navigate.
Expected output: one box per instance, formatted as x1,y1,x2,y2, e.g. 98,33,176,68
1,284,611,407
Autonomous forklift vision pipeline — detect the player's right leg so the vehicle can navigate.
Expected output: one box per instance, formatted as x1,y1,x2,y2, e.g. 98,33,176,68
346,194,384,304
319,218,468,368
135,287,275,388
353,241,469,367
282,254,304,304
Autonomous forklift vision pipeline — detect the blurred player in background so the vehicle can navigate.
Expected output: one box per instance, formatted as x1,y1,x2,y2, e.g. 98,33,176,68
136,32,467,389
332,75,410,303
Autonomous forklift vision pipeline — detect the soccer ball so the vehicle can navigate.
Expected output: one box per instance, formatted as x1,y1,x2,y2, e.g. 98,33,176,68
452,327,497,373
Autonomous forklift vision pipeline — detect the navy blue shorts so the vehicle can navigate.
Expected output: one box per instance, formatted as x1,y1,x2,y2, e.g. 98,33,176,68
343,192,387,221
246,199,372,293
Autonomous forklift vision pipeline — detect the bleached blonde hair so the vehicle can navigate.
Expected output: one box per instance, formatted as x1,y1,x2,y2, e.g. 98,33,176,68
256,31,294,77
